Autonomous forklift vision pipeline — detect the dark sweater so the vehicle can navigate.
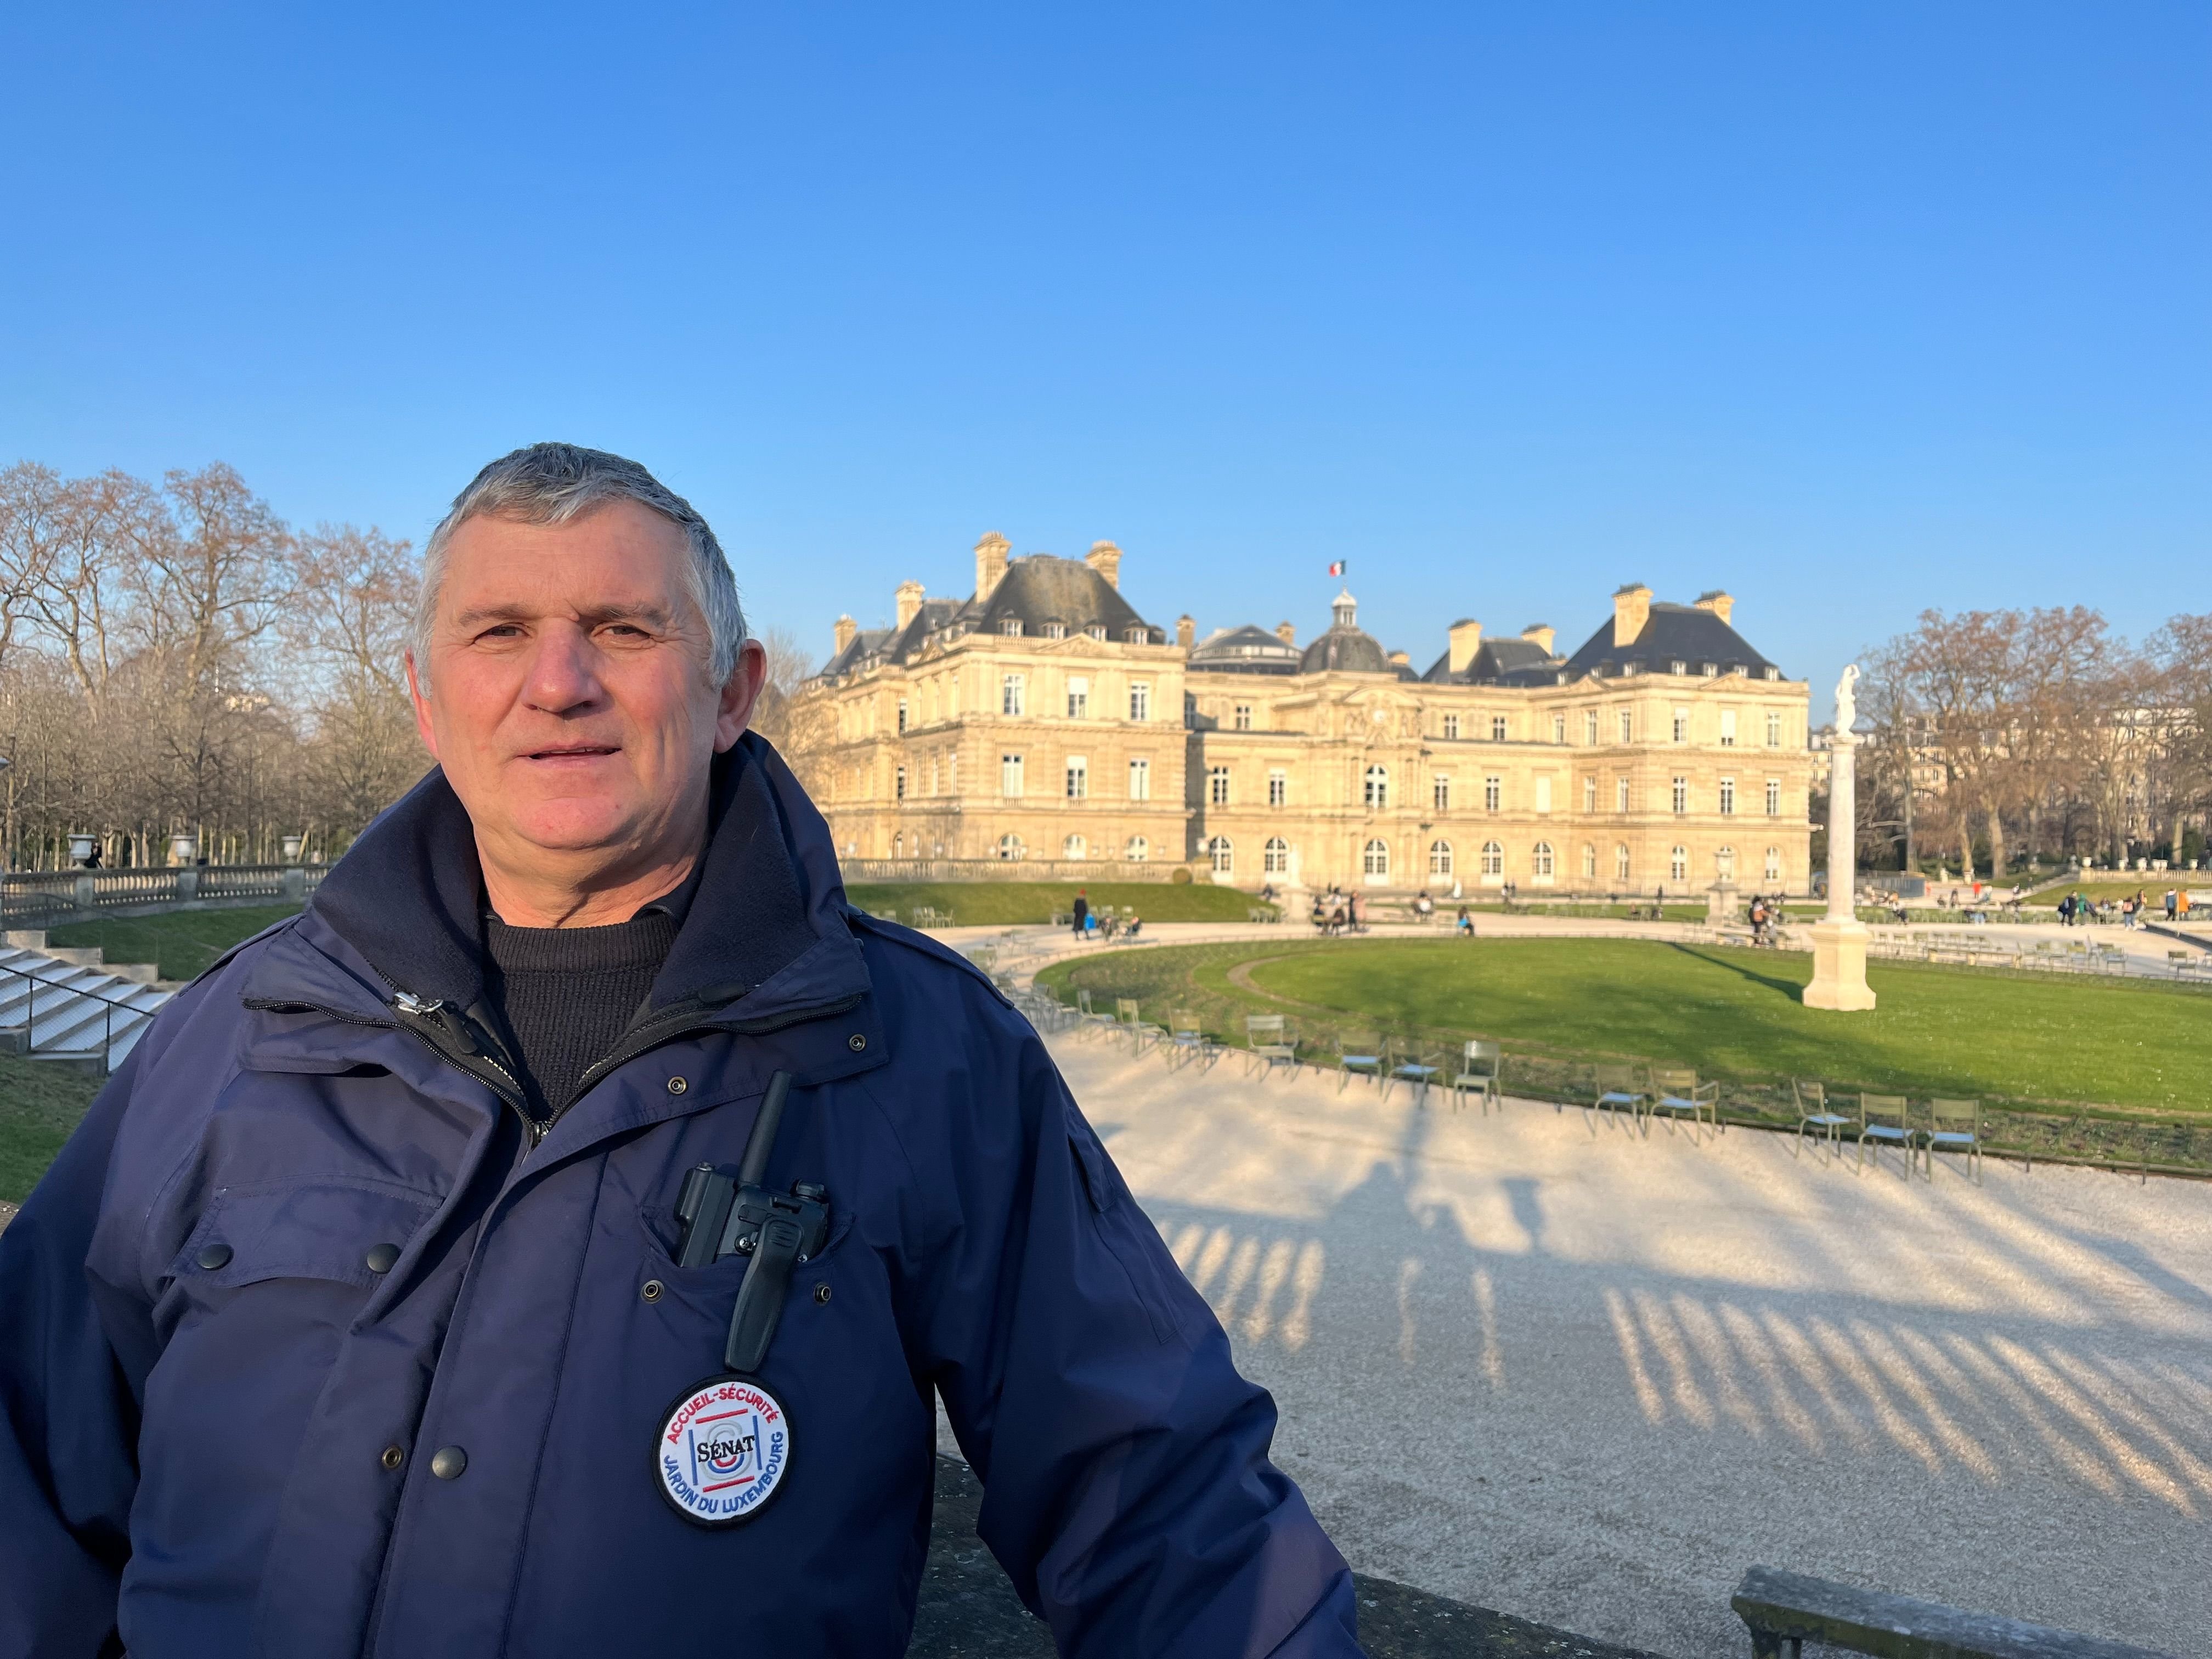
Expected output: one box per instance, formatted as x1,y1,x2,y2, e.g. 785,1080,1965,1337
484,908,679,1116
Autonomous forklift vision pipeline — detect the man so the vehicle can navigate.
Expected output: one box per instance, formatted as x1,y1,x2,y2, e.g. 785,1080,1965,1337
1070,887,1089,939
0,445,1360,1658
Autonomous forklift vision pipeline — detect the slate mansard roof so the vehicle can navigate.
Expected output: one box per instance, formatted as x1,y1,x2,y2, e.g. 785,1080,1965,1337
1560,603,1778,681
1420,636,1562,687
815,555,1167,678
1187,624,1301,677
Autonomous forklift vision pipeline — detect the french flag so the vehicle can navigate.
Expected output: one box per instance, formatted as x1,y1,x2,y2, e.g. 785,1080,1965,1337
1327,560,1346,577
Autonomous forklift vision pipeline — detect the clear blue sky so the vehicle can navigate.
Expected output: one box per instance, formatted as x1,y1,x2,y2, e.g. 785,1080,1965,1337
2,5,2204,703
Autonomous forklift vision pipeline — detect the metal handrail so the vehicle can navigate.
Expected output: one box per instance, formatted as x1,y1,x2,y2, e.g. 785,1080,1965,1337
0,960,154,1074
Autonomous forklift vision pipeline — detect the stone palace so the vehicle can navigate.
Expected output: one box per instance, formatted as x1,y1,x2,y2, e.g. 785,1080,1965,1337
798,533,1814,896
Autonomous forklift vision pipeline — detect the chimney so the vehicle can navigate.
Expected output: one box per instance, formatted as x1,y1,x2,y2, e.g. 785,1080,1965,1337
1275,620,1296,646
1176,614,1195,649
1085,539,1122,590
1520,622,1555,655
833,614,857,657
894,580,924,631
1612,583,1652,648
1695,590,1734,627
974,532,1010,602
1387,650,1410,669
1447,618,1483,674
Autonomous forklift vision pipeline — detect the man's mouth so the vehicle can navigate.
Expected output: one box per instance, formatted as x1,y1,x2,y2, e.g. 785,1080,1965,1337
522,744,620,761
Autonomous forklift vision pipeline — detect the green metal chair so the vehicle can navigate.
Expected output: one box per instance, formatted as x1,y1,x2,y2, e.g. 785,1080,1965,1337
1857,1093,1917,1176
1645,1068,1720,1138
1244,1014,1299,1076
1115,998,1165,1054
1926,1098,1983,1184
1590,1063,1645,1128
1792,1080,1855,1161
1451,1039,1502,1114
1336,1029,1385,1091
1385,1039,1445,1106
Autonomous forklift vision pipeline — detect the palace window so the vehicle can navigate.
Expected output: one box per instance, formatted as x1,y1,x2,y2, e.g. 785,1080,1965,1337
1065,676,1088,719
1616,775,1630,812
1128,757,1151,800
1669,844,1688,883
1532,842,1555,878
1433,775,1451,811
1234,703,1253,731
1129,681,1151,721
1001,754,1024,797
1265,836,1290,874
1269,769,1288,807
1534,776,1553,815
1443,713,1461,740
1720,709,1739,747
1364,765,1389,809
1764,846,1782,882
1363,838,1390,878
1042,623,1066,640
1765,711,1782,748
1618,709,1633,743
1582,843,1597,878
1207,836,1234,874
1063,834,1086,859
1670,661,1686,676
1716,845,1736,879
998,833,1025,860
1719,777,1735,815
1125,627,1147,644
1209,766,1232,805
1087,624,1107,641
1429,839,1453,876
1584,710,1599,745
1480,840,1503,877
1615,843,1631,881
895,766,906,801
1552,714,1566,744
1765,778,1781,817
896,698,909,733
1672,708,1689,743
1001,674,1025,716
1491,716,1508,742
1583,776,1597,812
1126,836,1149,861
1484,775,1502,812
1671,776,1688,814
1000,619,1023,637
1065,756,1088,799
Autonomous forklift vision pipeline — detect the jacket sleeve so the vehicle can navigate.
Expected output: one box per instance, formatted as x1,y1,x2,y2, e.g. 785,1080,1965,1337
0,1054,146,1659
893,998,1363,1659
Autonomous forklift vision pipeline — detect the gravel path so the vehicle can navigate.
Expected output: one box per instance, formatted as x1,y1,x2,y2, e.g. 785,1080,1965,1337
1049,1034,2212,1657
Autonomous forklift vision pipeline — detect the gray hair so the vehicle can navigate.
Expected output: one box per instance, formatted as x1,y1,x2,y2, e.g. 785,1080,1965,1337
413,442,747,685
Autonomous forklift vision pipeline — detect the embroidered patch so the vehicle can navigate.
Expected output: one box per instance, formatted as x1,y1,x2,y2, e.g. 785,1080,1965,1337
655,1375,791,1526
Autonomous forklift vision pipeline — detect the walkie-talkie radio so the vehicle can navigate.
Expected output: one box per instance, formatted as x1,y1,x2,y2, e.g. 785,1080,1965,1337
671,1070,832,1374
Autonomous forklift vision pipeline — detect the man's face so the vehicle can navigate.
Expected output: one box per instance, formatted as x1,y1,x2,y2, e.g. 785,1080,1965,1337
408,500,763,879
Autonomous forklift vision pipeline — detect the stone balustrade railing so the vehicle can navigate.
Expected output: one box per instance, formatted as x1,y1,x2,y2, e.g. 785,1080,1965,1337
0,865,326,927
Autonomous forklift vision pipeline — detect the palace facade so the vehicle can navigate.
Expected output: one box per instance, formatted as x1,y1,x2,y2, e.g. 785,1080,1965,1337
798,533,1814,896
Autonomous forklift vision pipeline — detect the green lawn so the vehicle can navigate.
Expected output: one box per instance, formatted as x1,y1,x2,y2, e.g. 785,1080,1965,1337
2022,879,2205,905
1040,938,2212,1119
0,1051,101,1203
847,881,1269,927
47,904,303,981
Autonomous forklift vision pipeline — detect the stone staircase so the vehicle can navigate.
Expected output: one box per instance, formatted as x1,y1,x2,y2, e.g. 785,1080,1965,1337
0,934,174,1074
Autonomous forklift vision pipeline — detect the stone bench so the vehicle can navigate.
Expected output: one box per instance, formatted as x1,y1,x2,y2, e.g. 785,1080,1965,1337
1730,1566,2176,1659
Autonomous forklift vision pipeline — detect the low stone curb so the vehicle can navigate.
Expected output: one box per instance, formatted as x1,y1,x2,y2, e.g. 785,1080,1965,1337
912,1457,1665,1658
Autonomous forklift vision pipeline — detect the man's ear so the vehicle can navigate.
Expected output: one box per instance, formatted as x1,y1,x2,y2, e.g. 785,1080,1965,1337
406,651,442,761
713,640,769,752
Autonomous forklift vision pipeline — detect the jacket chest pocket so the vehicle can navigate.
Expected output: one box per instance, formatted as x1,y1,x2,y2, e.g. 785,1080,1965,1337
172,1177,443,1295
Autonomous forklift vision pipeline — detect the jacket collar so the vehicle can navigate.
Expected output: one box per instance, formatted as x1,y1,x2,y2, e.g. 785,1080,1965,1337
242,733,867,1029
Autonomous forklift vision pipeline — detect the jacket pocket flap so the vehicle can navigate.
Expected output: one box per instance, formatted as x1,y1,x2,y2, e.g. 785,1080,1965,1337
174,1178,442,1291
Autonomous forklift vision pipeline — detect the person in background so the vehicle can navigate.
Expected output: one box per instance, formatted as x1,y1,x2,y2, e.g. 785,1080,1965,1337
1455,906,1474,938
1070,888,1089,938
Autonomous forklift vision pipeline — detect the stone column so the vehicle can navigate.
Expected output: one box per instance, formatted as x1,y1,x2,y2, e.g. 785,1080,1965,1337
1804,665,1877,1010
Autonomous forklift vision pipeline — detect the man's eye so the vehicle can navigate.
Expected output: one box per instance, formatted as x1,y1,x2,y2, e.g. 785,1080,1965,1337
476,624,524,641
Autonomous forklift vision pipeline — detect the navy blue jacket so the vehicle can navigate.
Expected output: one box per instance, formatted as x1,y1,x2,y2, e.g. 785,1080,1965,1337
0,737,1359,1658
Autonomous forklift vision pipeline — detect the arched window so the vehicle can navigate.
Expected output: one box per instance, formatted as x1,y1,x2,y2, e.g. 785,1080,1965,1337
1063,834,1087,860
1669,845,1688,883
1615,843,1631,881
1532,842,1555,877
1125,836,1149,862
1480,840,1504,877
998,833,1025,861
1764,845,1782,882
1429,839,1453,876
1207,836,1234,874
1716,845,1736,879
1264,837,1290,874
892,832,903,857
1364,765,1389,809
1363,838,1390,878
1581,843,1597,879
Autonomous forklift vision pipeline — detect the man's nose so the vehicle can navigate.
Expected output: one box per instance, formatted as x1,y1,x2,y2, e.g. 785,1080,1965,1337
522,625,606,714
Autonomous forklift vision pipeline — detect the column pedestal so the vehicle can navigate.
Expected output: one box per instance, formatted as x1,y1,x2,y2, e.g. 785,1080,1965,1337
1803,918,1878,1011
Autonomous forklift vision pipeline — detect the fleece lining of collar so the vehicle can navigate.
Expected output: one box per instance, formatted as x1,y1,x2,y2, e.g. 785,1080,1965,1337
307,736,827,1014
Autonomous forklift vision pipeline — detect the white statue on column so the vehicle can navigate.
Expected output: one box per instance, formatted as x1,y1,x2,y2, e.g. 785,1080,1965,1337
1803,664,1877,1011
